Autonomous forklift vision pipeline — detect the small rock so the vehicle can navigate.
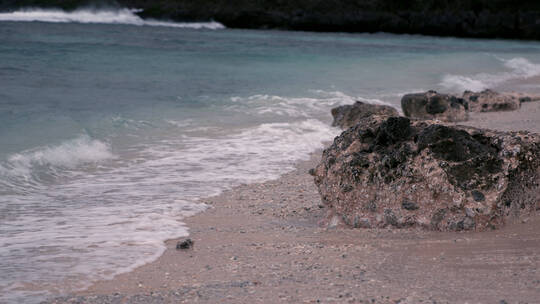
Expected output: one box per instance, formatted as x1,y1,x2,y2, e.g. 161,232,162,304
463,89,520,112
471,190,485,202
401,90,468,122
402,200,419,211
176,238,194,250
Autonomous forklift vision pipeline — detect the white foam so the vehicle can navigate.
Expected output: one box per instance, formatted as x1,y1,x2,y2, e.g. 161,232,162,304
0,8,225,29
440,57,540,92
0,113,339,303
228,90,394,119
5,135,113,171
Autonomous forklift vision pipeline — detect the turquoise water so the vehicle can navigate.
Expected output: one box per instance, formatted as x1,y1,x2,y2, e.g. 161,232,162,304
1,9,540,304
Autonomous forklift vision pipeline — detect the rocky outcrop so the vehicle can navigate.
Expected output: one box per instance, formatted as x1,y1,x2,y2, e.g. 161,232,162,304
463,89,521,112
401,91,468,122
331,101,398,130
3,1,540,40
313,116,540,231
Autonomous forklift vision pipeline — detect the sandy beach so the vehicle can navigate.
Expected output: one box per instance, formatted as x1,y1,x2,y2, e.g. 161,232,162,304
47,102,540,304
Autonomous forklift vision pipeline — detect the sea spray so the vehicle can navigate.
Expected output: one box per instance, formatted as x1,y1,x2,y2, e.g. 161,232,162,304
440,57,540,92
0,8,225,29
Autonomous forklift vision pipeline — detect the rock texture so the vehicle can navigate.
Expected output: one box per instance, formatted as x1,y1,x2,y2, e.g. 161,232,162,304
463,89,521,112
313,116,540,231
331,101,398,130
3,1,540,40
401,91,468,122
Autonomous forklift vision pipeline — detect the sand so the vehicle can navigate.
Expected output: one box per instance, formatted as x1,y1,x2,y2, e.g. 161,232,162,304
47,102,540,304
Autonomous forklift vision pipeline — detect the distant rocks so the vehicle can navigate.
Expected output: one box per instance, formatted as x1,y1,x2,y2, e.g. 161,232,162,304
463,89,520,112
401,91,468,122
331,101,399,129
313,116,540,231
400,90,540,122
6,1,540,40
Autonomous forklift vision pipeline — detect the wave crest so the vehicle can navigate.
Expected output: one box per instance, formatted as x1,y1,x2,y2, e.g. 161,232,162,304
0,135,114,191
440,57,540,92
0,8,225,29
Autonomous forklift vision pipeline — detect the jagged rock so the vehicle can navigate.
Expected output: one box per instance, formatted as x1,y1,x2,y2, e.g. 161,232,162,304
463,89,521,112
401,91,468,122
331,101,399,129
313,116,540,231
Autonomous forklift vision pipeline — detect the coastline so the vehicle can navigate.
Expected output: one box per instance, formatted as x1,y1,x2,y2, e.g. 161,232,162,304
46,102,540,303
3,1,540,40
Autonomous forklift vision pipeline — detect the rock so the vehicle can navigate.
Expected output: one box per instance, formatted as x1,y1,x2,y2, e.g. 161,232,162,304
331,101,399,130
313,116,540,231
401,200,419,211
176,238,194,250
462,90,520,112
510,92,540,103
401,91,468,122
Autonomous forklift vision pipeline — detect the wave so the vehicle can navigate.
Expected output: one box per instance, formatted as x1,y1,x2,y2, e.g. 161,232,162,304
228,90,394,118
0,135,114,192
440,57,540,92
0,8,225,29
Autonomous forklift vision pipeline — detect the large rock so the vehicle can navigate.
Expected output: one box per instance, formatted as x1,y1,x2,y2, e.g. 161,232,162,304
331,101,399,130
313,116,540,231
463,89,520,112
401,91,468,122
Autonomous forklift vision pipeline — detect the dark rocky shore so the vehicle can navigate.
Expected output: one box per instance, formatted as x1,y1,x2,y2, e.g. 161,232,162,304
4,0,540,40
46,102,540,304
316,90,540,232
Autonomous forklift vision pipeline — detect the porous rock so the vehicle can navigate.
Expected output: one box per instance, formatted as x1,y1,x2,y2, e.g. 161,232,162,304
176,238,194,250
313,116,540,231
401,91,468,122
462,89,520,112
331,101,399,130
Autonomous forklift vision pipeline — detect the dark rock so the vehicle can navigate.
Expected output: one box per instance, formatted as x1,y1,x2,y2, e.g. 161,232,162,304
462,90,520,112
176,238,194,250
471,190,485,202
331,101,399,130
401,91,468,122
402,200,419,211
313,116,540,231
384,209,398,227
431,209,447,229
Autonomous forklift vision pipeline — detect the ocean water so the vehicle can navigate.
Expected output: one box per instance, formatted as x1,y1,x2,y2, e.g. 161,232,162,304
1,8,540,303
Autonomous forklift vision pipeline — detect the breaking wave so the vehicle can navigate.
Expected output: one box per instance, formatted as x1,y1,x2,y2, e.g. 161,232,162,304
0,8,225,29
440,57,540,92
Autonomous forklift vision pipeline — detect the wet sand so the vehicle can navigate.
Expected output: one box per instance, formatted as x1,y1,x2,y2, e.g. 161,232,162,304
48,102,540,304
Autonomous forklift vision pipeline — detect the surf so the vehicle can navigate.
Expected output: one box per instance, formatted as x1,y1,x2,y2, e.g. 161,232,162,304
0,8,225,29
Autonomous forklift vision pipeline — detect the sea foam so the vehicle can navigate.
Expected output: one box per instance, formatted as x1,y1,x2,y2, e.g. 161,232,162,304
0,8,225,29
440,57,540,92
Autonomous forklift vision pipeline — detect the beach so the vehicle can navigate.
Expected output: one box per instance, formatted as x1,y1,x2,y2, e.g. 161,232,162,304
44,102,540,304
2,15,540,303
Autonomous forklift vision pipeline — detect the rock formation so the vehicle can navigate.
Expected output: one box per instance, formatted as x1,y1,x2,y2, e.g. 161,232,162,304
401,91,468,122
313,116,540,231
463,89,521,112
331,101,398,130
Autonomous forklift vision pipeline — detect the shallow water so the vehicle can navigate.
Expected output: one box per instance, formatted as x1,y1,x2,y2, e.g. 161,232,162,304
1,8,540,304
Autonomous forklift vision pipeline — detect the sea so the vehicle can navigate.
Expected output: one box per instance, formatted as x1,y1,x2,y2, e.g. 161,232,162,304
1,8,540,304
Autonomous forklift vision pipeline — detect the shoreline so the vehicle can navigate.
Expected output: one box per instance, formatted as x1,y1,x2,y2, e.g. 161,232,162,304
48,102,540,303
4,2,540,41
